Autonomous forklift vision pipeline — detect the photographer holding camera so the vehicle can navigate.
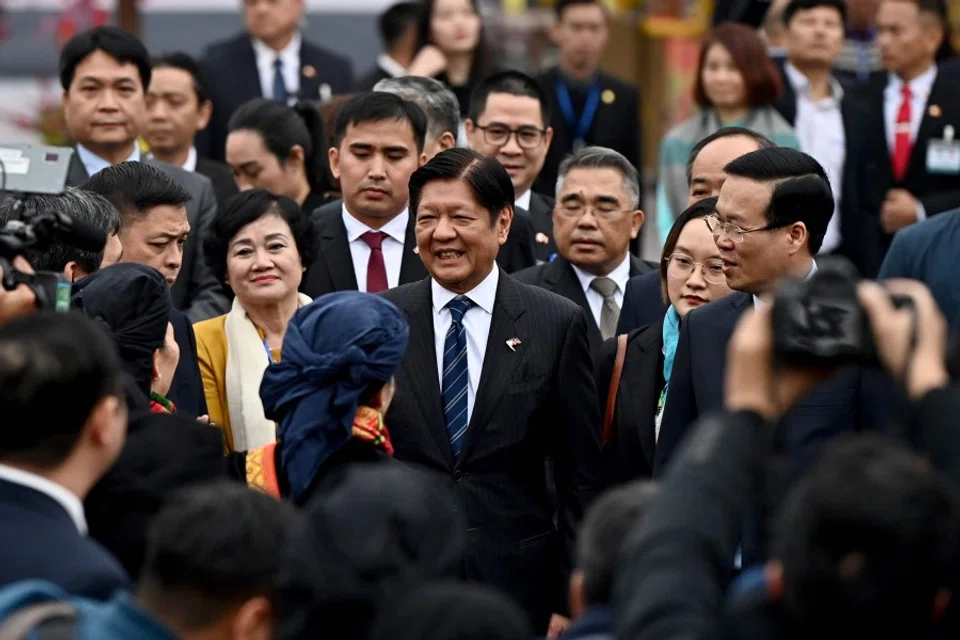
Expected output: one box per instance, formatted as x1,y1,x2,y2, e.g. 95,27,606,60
0,257,39,326
615,278,960,639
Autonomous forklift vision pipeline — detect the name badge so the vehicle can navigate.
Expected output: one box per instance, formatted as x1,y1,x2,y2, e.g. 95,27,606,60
927,125,960,174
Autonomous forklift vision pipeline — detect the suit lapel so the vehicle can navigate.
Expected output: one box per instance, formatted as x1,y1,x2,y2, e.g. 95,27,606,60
399,217,428,284
65,152,89,187
299,45,322,101
317,207,360,291
458,273,526,463
628,255,653,277
544,258,601,344
237,39,264,101
626,321,663,468
906,72,947,180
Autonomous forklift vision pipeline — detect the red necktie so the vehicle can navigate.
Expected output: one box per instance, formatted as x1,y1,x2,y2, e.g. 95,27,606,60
361,231,388,293
892,84,913,181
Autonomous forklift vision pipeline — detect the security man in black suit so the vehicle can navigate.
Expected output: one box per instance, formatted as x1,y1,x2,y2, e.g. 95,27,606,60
199,0,353,162
354,2,420,91
382,148,602,635
515,146,653,352
534,0,642,209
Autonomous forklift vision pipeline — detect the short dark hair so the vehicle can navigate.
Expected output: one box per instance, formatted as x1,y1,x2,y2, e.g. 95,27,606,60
685,127,776,186
468,70,551,127
138,482,299,629
774,436,960,637
659,197,719,303
374,76,460,142
0,189,120,275
203,189,319,290
0,312,122,467
554,0,608,20
152,51,212,105
783,0,847,24
379,1,421,50
81,162,192,228
723,147,832,254
59,26,151,91
409,148,514,225
693,23,782,109
333,92,428,153
229,98,333,195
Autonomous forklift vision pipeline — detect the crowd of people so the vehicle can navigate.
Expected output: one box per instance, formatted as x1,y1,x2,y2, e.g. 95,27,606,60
0,0,959,636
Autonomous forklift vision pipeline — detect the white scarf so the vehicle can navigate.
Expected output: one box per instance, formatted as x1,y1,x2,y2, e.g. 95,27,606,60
224,293,312,451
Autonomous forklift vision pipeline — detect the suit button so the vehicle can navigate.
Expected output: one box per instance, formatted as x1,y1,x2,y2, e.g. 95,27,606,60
453,470,464,482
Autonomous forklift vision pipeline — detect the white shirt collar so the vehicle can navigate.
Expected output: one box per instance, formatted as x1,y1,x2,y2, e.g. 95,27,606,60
147,146,197,172
432,264,500,316
76,143,141,178
754,260,818,309
0,464,87,534
784,62,844,103
377,54,407,79
515,189,532,211
341,202,409,245
570,253,632,296
886,64,937,102
251,32,302,65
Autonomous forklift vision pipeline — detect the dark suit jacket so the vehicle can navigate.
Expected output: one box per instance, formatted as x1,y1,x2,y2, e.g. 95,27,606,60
0,479,130,600
879,207,960,332
354,65,392,92
168,308,207,419
513,255,655,350
382,274,603,631
595,322,663,484
195,155,238,211
66,153,229,322
859,70,960,263
534,68,642,200
527,192,557,262
198,33,353,162
617,270,670,334
773,61,880,276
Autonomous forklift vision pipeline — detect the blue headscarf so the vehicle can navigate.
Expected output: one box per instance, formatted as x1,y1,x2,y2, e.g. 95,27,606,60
259,291,410,501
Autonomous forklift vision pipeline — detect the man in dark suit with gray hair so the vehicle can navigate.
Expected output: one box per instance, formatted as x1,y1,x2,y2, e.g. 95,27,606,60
382,148,602,637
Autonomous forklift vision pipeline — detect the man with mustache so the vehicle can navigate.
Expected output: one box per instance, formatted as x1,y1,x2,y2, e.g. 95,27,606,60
300,92,428,296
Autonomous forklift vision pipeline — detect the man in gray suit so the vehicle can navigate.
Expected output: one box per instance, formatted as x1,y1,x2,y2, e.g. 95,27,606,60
59,26,226,322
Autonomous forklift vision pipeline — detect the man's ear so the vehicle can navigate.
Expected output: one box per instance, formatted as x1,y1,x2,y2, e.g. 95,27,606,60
438,131,457,151
196,100,213,131
328,146,341,180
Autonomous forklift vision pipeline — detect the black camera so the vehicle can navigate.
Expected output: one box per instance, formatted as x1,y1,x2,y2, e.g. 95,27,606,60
772,257,913,367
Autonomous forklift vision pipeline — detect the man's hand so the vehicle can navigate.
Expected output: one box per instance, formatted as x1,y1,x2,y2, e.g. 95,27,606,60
546,613,570,638
724,302,835,421
0,256,36,325
197,415,211,425
881,189,919,234
858,279,949,399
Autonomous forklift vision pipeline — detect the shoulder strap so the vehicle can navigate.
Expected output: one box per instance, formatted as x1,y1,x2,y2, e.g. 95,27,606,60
0,602,77,640
602,334,629,444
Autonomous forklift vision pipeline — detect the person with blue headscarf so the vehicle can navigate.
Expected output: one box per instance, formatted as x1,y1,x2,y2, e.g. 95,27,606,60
240,291,410,504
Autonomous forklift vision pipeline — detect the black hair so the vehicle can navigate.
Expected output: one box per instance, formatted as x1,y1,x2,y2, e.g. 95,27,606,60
576,481,658,606
685,126,776,186
59,26,151,91
0,189,120,275
414,0,492,92
0,312,122,467
152,51,213,105
723,147,833,254
228,98,333,196
379,2,421,51
333,91,428,153
782,0,847,25
137,482,299,629
659,196,719,303
467,70,551,127
774,435,960,638
82,162,192,228
554,0,608,20
203,189,319,290
409,147,514,225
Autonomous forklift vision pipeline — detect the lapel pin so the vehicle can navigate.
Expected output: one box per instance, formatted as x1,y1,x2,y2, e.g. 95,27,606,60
601,89,615,104
929,104,942,118
413,246,420,255
506,338,522,352
535,232,550,244
303,64,317,79
319,83,332,102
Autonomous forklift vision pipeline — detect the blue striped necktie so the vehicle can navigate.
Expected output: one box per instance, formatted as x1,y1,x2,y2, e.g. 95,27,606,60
273,58,289,103
442,296,474,456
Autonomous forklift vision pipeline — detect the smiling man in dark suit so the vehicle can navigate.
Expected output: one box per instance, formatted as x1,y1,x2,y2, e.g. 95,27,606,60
514,146,652,351
199,0,353,163
382,148,602,637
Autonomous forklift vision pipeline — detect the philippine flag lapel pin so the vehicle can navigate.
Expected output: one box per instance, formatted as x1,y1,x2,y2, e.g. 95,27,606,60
506,338,522,352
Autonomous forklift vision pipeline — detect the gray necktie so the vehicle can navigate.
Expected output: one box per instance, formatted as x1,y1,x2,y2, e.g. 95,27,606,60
590,277,620,340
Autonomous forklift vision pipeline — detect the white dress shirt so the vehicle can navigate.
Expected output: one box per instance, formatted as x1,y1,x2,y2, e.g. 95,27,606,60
753,260,818,309
252,33,302,102
884,65,937,220
77,143,140,178
342,205,409,291
515,189,532,211
784,63,846,254
377,54,407,79
432,266,500,425
148,146,197,172
0,464,87,534
571,255,631,329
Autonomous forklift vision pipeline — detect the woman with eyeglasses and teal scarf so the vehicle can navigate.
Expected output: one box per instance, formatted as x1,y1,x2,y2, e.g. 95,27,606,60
596,198,733,484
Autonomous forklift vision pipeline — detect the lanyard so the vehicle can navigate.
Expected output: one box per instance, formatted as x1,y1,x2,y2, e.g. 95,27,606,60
263,338,275,364
555,80,602,148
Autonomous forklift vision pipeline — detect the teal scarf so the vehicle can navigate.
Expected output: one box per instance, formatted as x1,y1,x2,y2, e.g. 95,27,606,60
655,306,682,440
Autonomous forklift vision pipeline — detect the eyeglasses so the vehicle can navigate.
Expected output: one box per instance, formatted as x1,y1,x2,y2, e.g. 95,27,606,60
474,124,547,150
664,254,726,285
704,214,781,243
556,201,632,221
